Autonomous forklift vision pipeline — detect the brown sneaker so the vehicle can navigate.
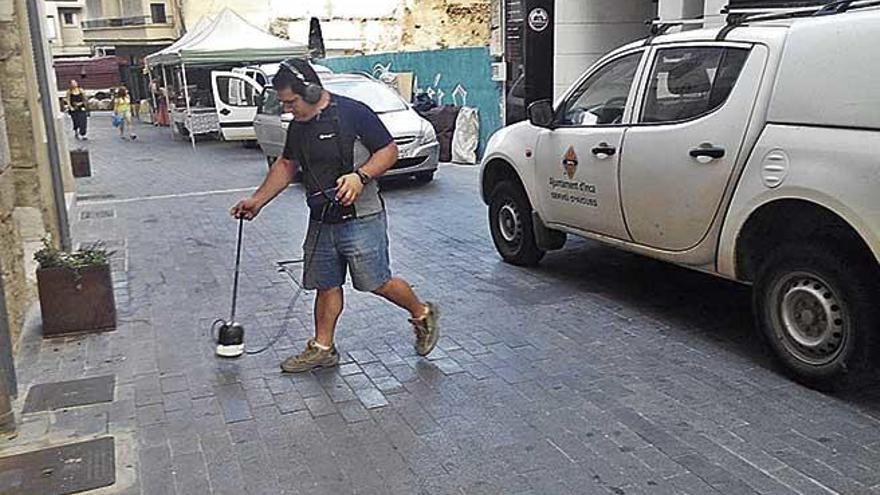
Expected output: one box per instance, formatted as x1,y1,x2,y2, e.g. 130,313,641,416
411,302,440,357
280,339,339,373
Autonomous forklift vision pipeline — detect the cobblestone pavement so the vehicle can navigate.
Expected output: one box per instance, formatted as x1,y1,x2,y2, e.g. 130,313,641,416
6,115,880,495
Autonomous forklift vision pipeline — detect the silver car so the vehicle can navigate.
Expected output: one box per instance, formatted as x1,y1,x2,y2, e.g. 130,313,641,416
255,73,440,182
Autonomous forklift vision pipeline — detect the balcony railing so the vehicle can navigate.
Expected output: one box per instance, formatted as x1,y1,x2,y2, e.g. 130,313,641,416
82,15,172,29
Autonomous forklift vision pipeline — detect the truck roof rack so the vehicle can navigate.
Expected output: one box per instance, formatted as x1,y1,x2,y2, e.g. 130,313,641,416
643,18,705,46
718,0,880,40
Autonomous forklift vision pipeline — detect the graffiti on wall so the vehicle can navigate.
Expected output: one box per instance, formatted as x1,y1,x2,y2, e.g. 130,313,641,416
372,61,469,107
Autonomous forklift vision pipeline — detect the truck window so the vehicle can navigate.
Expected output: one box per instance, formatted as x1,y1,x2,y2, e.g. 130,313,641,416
217,76,258,108
640,47,749,124
558,52,642,127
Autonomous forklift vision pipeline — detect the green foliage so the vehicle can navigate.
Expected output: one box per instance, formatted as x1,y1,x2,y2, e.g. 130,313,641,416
34,238,114,274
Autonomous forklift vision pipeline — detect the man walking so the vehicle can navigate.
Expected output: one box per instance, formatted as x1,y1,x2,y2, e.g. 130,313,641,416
231,59,439,372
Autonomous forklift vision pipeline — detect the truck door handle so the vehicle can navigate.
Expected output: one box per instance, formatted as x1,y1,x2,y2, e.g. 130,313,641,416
219,108,231,116
591,143,616,159
689,145,725,161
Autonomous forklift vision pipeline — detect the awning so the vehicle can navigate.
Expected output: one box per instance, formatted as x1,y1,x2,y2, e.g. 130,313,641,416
144,8,308,67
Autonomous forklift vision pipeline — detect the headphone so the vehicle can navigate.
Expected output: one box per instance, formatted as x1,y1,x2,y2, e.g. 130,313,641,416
279,58,323,105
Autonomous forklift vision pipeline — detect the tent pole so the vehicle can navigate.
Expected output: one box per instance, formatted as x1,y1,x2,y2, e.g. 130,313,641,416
148,66,157,114
161,65,173,139
181,63,196,149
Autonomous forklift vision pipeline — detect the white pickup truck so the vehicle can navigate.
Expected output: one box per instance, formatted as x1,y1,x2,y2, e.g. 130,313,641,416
480,5,880,387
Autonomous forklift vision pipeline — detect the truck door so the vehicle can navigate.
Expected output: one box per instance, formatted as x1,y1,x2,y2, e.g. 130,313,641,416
534,49,647,240
211,71,263,141
618,43,767,251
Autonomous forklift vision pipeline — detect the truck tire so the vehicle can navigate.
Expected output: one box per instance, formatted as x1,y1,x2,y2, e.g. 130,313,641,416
754,242,880,388
489,181,545,266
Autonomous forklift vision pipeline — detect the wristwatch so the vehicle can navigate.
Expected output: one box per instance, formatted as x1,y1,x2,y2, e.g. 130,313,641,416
355,169,372,185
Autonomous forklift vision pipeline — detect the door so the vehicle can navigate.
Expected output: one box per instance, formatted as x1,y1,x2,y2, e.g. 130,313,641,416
253,88,287,159
535,50,646,239
211,71,263,141
619,44,767,251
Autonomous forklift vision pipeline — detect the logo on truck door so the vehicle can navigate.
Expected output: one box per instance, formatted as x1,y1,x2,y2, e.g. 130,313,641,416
550,146,598,208
563,146,578,179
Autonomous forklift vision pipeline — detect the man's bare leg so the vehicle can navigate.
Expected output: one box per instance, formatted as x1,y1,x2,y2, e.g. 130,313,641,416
372,277,428,319
315,287,344,347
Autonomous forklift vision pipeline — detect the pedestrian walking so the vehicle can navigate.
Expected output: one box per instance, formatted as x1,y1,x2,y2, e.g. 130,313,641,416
230,58,439,372
155,85,170,127
66,80,89,140
112,87,137,140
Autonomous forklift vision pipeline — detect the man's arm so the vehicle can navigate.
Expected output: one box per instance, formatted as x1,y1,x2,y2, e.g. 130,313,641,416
231,156,297,219
253,156,297,207
359,142,399,179
336,142,397,206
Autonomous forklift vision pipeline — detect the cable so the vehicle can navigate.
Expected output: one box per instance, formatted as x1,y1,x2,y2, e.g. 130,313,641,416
243,218,324,355
209,200,330,356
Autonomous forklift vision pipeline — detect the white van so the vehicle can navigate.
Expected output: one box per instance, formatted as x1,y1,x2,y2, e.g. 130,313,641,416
206,62,332,141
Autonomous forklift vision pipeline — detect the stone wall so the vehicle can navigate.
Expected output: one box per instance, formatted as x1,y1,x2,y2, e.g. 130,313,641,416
399,0,491,51
248,0,492,54
0,0,72,349
0,86,30,352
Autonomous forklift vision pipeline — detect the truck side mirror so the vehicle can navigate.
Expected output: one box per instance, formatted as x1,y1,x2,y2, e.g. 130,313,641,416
528,99,555,129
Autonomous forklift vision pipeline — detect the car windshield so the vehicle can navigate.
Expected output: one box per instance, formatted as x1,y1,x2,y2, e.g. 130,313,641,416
326,78,408,113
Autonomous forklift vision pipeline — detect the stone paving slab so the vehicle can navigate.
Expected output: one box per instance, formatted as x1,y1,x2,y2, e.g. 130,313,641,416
5,115,880,494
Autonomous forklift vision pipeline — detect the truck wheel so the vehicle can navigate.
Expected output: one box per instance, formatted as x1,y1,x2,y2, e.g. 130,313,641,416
489,181,545,266
754,242,879,388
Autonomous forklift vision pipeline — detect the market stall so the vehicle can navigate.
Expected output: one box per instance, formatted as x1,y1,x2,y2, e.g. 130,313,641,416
144,8,308,147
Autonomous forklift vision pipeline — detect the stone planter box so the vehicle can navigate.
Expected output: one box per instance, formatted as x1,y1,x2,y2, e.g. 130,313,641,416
36,264,116,337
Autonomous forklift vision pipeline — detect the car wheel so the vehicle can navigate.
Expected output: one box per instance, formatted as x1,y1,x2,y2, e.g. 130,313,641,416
416,171,434,183
489,181,545,266
754,242,879,388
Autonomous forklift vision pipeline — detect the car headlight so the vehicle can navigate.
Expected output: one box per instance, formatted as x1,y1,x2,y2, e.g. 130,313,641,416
418,119,437,146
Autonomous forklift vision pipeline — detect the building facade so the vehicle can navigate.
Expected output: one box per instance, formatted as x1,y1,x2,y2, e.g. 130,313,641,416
80,0,184,100
43,0,90,59
0,0,75,381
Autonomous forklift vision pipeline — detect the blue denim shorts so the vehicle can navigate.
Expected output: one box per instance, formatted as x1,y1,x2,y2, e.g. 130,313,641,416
302,211,392,292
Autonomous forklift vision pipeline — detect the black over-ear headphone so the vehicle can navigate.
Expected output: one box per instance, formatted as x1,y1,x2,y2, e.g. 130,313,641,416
279,58,323,105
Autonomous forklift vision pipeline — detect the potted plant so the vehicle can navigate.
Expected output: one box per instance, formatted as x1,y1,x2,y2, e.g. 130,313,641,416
34,239,116,337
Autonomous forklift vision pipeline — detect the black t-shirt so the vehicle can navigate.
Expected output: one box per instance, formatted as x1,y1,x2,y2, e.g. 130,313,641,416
282,93,393,190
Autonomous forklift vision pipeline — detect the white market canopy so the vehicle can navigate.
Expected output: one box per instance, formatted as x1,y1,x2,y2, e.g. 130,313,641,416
145,8,308,67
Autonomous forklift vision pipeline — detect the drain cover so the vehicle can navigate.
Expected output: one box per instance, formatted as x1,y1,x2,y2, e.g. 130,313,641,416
0,437,115,495
79,209,116,220
76,193,116,202
23,376,115,414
